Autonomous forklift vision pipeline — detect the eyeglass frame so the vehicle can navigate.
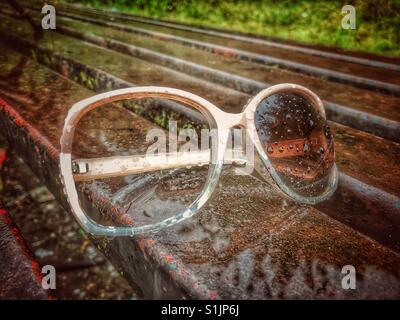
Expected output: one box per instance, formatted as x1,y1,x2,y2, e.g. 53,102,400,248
60,83,338,236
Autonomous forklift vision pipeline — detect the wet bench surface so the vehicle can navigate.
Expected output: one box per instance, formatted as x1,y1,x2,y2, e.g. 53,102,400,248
0,2,399,299
0,200,49,299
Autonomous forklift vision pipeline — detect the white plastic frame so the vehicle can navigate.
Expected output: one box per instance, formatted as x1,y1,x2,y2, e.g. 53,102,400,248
60,84,338,236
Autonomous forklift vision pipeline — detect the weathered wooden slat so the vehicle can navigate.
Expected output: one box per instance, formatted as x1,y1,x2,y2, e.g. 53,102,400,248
1,43,400,298
0,30,399,298
0,16,399,196
1,24,399,236
52,15,400,122
54,0,400,70
4,8,400,144
0,200,49,299
54,21,400,142
20,0,400,67
0,0,399,298
40,8,400,96
5,1,400,95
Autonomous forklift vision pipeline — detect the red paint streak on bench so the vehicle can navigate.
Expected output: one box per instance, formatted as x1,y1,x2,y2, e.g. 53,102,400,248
0,97,59,160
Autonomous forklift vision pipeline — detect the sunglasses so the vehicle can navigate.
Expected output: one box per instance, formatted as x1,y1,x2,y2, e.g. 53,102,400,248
60,84,338,236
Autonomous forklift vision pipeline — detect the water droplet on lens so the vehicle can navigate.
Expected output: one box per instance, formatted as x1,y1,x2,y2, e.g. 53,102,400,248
254,91,334,199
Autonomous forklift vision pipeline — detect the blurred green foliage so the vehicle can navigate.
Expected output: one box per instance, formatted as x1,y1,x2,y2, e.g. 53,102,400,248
64,0,400,56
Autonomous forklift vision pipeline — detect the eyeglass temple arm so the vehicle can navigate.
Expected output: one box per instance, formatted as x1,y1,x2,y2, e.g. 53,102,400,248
72,138,324,182
73,150,224,182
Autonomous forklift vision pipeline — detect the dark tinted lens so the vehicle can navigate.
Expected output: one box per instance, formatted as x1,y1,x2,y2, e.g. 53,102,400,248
255,91,334,198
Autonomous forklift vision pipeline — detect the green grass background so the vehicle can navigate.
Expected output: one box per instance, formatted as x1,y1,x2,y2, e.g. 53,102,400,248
63,0,400,57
